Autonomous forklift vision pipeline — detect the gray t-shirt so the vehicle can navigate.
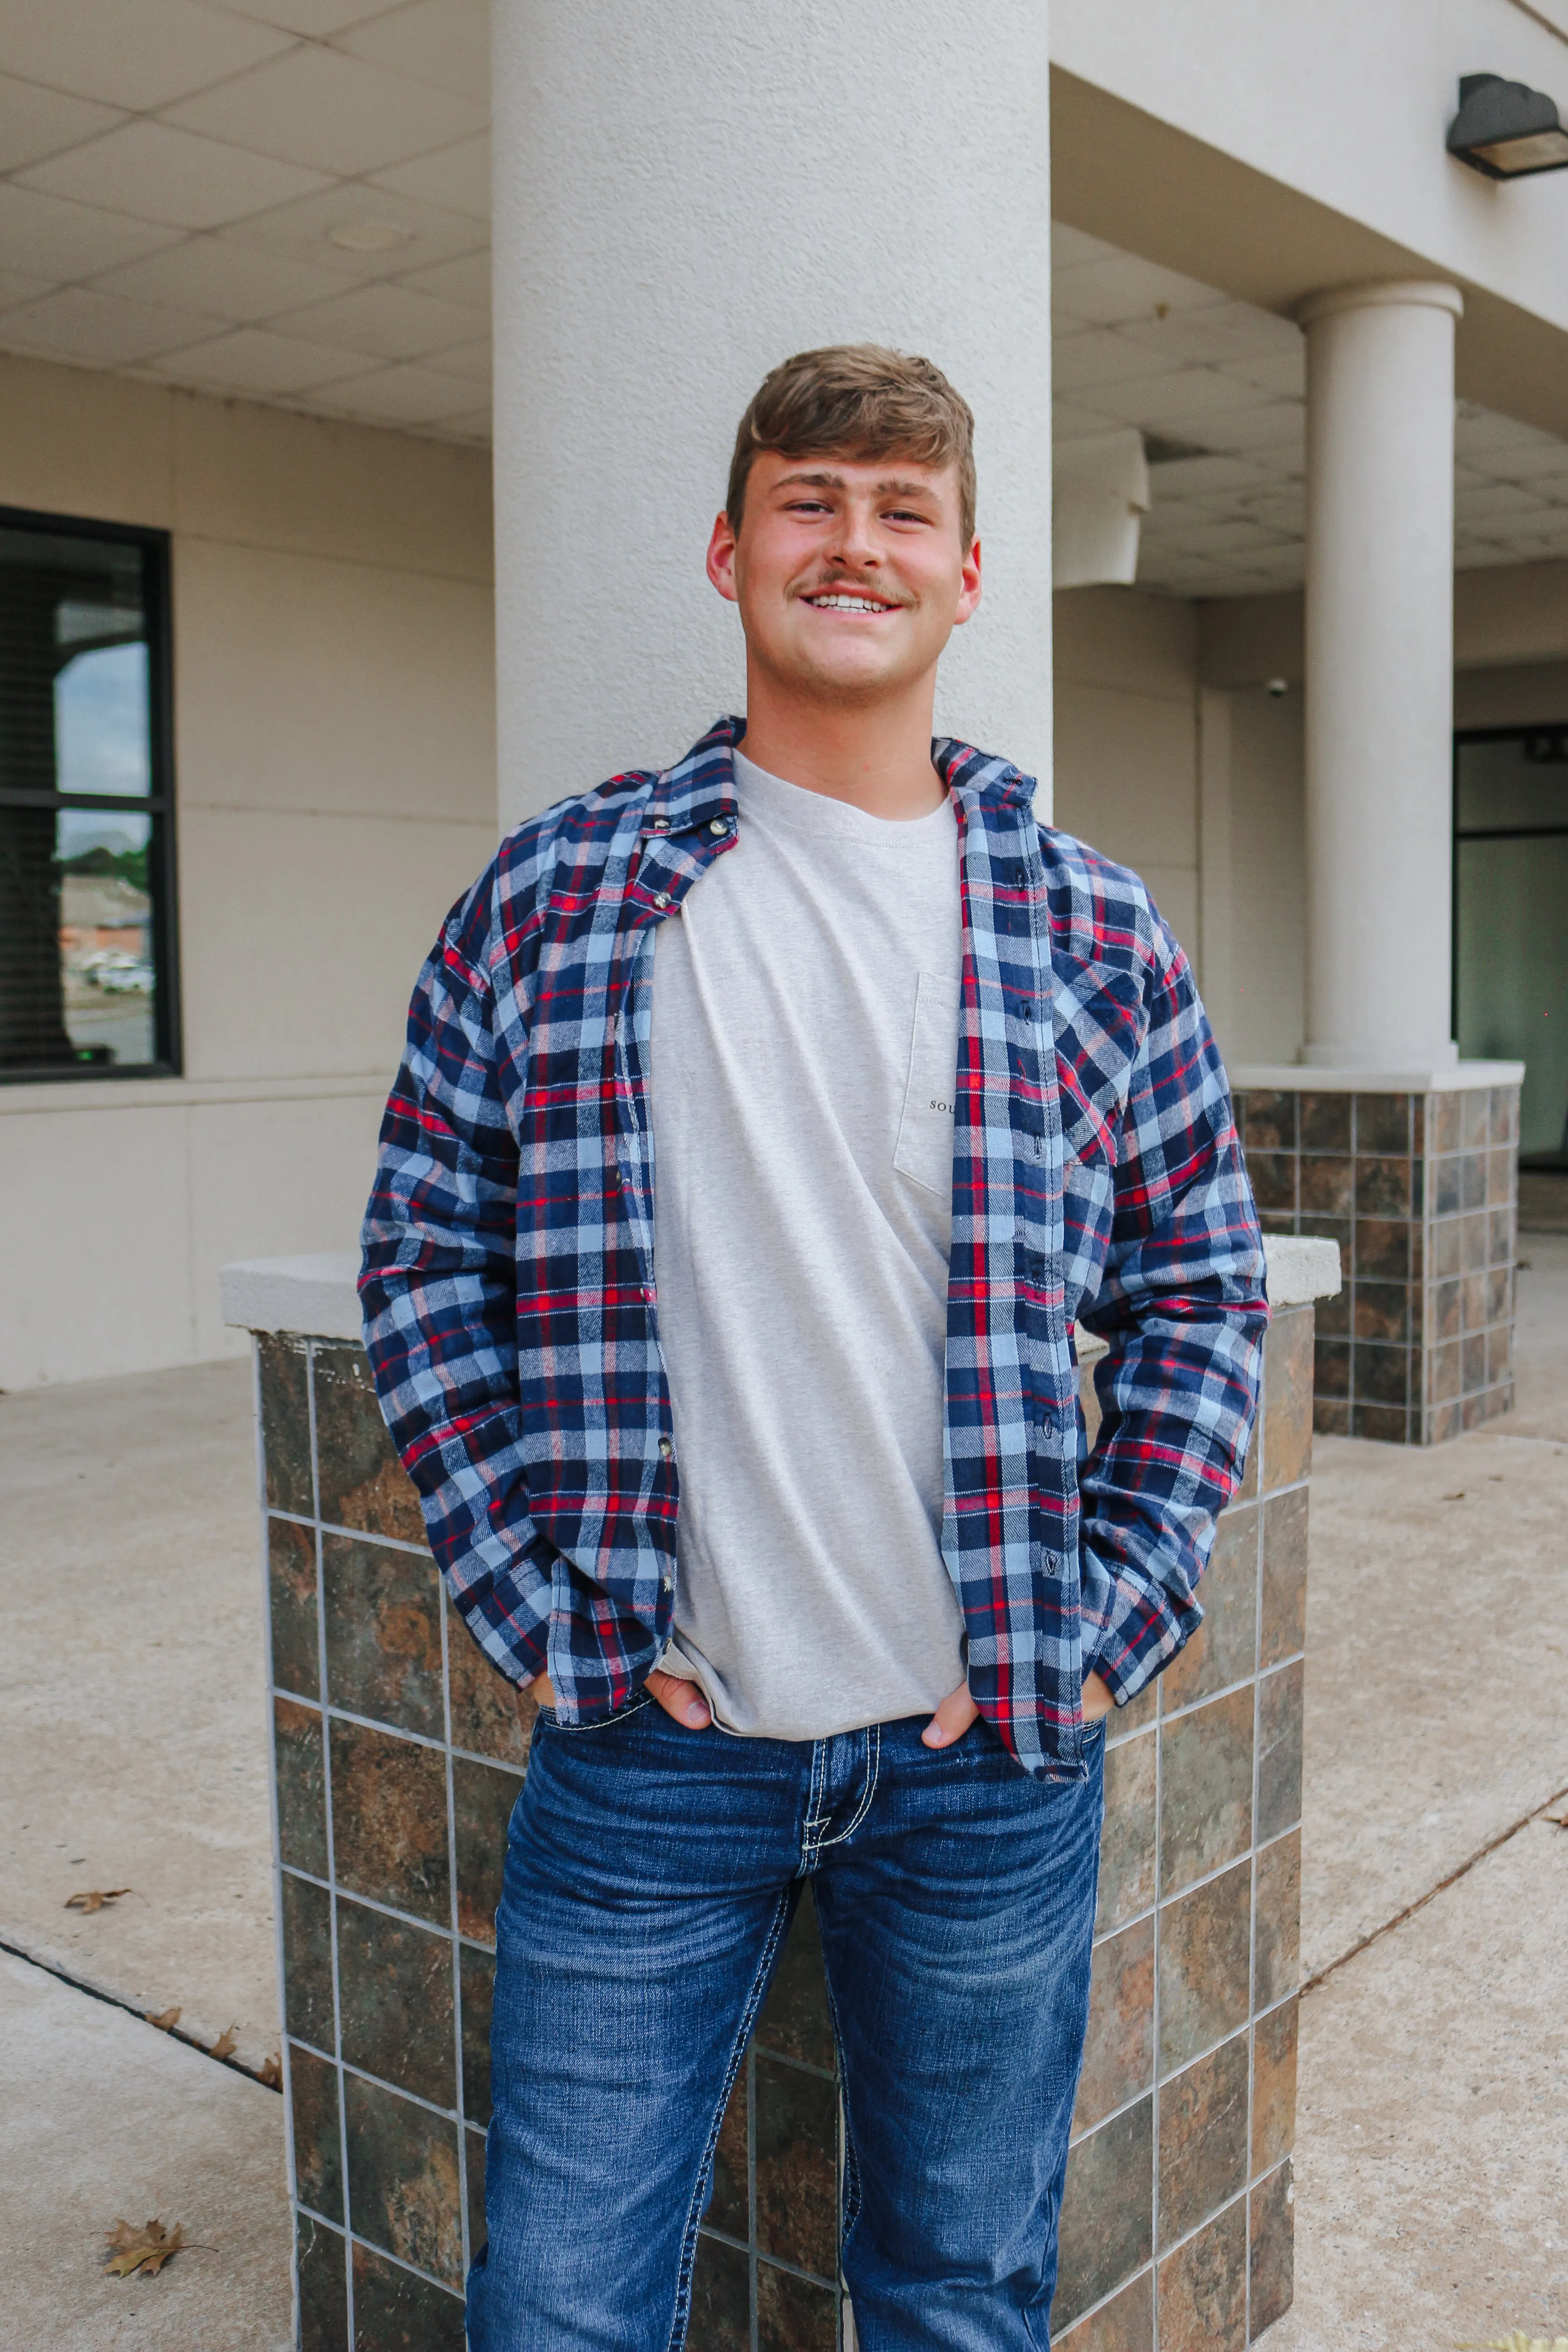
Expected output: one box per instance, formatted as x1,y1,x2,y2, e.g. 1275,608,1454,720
649,748,967,1739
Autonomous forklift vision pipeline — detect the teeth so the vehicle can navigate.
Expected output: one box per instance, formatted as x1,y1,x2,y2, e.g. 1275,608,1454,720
809,594,892,612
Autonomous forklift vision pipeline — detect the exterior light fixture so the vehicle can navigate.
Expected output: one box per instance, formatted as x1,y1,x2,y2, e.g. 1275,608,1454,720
1447,73,1568,178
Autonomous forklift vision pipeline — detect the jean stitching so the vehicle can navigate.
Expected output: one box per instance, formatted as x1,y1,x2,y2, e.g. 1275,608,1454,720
817,1949,864,2254
538,1692,656,1736
662,1884,795,2352
813,1725,881,1852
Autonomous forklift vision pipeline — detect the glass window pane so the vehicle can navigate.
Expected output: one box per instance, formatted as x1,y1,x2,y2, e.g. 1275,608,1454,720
0,526,151,801
1455,731,1568,834
0,804,160,1072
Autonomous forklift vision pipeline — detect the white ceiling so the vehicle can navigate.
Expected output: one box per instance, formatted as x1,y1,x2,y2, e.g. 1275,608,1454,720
1,17,1567,592
0,0,492,439
1054,221,1568,599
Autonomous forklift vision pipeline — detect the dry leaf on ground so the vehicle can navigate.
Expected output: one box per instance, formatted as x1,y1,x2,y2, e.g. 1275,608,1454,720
104,2218,185,2278
258,2052,282,2089
64,1887,130,1913
147,2005,181,2032
211,2025,238,2061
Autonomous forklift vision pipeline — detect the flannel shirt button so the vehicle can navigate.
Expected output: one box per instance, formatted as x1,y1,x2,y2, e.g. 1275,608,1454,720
654,891,671,909
709,818,727,836
658,1437,673,1459
662,1573,673,1591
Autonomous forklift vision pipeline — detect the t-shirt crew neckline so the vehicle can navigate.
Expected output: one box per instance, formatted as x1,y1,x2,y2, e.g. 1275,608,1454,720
730,745,954,846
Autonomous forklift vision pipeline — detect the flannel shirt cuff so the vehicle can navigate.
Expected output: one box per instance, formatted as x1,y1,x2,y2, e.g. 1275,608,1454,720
1079,1541,1198,1706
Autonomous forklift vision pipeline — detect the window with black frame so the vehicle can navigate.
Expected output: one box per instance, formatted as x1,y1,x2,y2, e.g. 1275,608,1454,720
0,508,177,1080
1454,722,1568,1166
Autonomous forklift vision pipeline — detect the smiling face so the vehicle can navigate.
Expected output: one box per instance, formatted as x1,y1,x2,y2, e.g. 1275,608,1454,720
706,449,981,710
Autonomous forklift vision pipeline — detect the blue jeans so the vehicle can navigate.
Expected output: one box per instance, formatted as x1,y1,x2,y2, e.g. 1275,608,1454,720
466,1699,1104,2351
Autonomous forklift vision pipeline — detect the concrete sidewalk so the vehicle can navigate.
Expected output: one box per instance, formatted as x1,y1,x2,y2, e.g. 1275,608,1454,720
0,1245,1565,2347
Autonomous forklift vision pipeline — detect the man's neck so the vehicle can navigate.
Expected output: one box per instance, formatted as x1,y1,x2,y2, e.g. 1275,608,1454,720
737,669,946,821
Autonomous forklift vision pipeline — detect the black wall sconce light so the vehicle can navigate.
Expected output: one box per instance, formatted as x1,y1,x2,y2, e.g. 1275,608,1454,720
1448,72,1568,177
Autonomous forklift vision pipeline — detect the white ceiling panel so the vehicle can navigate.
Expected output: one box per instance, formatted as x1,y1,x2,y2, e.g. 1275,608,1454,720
0,0,291,113
437,404,490,441
370,130,489,219
397,247,490,309
1053,328,1183,395
0,284,228,365
1091,368,1277,431
0,180,183,278
0,266,52,308
1051,253,1228,328
213,183,486,277
272,277,487,358
337,0,491,105
0,73,123,174
206,0,410,32
88,233,355,323
311,357,483,424
161,44,488,179
144,324,377,393
436,336,489,384
18,119,331,230
1050,223,1119,272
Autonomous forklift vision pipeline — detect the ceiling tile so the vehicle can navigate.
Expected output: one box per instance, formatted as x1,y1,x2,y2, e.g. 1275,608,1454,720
208,0,409,31
0,285,229,365
1050,253,1228,328
312,358,483,424
1091,368,1274,431
1475,439,1568,485
0,181,184,279
1144,454,1275,498
88,234,356,323
1051,399,1120,445
145,324,376,393
0,0,292,112
270,278,487,358
0,267,54,308
1454,482,1550,528
216,183,487,279
0,71,124,172
435,336,489,383
1214,348,1306,401
1205,402,1305,456
433,406,490,442
336,0,490,104
370,130,489,219
18,120,331,231
1053,328,1183,395
1117,301,1301,369
1051,223,1119,271
1161,518,1294,561
162,44,488,177
395,247,489,309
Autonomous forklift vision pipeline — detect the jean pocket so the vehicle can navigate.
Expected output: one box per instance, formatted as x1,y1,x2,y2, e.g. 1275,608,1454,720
537,1691,656,1736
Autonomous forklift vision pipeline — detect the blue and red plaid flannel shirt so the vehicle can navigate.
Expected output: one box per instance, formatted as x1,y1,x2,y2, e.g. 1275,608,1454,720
360,716,1267,1778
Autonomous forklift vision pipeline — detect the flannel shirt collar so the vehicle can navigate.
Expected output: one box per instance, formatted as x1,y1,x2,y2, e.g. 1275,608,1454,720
643,714,1039,837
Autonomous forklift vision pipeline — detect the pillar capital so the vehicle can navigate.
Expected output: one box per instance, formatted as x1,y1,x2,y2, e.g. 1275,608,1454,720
1296,278,1464,329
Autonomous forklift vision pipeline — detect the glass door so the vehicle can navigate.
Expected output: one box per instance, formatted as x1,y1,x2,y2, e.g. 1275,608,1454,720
1454,725,1568,1166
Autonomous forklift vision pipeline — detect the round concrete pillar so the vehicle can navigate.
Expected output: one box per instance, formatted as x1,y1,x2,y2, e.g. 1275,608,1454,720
1298,279,1463,1069
490,0,1054,829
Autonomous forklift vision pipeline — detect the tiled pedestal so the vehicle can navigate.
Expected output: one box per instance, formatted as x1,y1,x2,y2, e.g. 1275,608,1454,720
1231,1064,1523,1444
227,1233,1336,2352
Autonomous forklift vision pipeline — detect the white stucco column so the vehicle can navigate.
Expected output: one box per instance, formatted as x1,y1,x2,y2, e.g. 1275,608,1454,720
1298,279,1463,1069
490,0,1054,831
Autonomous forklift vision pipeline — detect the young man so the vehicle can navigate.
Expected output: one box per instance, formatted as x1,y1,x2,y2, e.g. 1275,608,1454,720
361,345,1266,2349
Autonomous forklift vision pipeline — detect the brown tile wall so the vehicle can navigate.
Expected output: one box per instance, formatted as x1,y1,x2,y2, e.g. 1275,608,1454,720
260,1309,1314,2349
1054,1303,1312,2348
1234,1084,1519,1444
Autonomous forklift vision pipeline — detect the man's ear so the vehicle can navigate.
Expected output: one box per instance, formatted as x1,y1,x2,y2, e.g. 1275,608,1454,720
706,511,740,604
953,534,982,627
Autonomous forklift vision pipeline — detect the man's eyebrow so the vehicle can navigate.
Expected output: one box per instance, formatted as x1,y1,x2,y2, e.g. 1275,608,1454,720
772,467,941,502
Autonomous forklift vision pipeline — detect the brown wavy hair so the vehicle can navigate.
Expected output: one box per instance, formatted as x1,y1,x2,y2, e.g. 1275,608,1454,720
726,344,976,545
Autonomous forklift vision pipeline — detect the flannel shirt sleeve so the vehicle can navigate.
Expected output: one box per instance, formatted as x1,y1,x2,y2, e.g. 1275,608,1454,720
1074,924,1268,1704
358,887,556,1689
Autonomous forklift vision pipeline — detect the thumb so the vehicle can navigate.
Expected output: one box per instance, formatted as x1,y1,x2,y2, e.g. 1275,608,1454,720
922,1681,979,1749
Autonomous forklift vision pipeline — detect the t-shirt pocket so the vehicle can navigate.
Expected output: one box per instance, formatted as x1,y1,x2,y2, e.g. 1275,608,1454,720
894,969,962,1196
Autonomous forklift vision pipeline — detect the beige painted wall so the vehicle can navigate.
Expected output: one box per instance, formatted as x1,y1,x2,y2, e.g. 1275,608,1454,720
0,354,496,1389
1053,587,1200,963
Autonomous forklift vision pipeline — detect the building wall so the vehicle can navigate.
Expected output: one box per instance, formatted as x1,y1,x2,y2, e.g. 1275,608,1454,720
0,355,496,1390
1053,587,1201,961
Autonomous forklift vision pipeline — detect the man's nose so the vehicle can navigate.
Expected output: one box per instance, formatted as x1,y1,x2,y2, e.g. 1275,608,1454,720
825,502,880,565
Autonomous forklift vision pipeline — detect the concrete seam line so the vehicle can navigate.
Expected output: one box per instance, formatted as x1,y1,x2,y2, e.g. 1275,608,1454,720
1299,1778,1568,1998
0,1929,283,2093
